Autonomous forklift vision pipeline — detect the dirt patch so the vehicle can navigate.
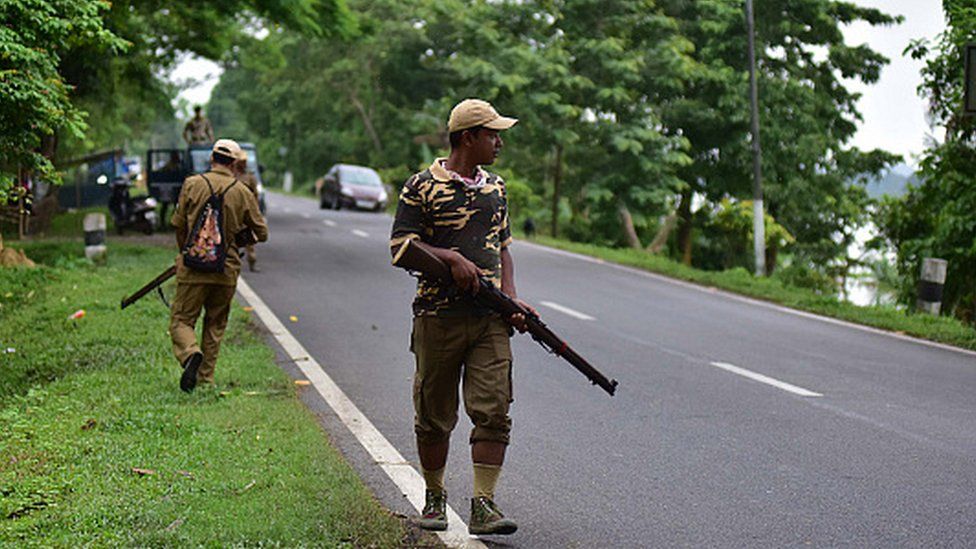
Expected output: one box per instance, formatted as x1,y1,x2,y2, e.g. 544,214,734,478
0,235,36,267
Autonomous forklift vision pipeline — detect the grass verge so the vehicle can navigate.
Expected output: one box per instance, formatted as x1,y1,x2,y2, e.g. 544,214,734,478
1,207,116,241
0,241,423,546
531,236,976,351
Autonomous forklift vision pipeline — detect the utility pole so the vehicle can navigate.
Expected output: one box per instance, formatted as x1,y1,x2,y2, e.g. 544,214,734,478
745,0,766,276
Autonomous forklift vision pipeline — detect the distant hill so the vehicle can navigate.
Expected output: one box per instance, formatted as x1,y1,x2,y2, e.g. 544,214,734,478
864,163,921,199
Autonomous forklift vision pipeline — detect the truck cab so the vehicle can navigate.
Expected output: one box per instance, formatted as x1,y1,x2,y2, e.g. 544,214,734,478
146,142,266,216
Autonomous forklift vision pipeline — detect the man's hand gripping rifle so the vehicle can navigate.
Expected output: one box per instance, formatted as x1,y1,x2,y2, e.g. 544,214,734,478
392,239,618,396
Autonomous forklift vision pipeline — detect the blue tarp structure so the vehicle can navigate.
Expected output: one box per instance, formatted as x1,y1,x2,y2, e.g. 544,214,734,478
57,149,124,209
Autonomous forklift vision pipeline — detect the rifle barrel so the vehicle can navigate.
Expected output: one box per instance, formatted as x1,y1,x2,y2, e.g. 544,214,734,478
393,239,617,396
121,265,177,309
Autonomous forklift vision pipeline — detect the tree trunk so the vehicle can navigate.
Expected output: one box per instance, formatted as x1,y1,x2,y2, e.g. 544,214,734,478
676,188,693,265
765,237,778,275
550,144,562,238
647,213,677,254
617,200,642,249
349,93,383,155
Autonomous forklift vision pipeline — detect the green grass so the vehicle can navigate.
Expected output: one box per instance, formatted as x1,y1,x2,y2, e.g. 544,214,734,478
0,242,424,546
530,236,976,351
1,207,117,241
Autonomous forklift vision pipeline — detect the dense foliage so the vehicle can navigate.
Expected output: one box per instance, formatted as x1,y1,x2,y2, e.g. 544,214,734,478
878,0,976,323
212,0,898,282
7,0,920,301
0,0,350,200
0,0,124,198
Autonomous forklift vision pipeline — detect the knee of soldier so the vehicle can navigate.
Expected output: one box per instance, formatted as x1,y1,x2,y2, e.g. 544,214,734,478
415,419,455,446
469,423,511,446
466,398,512,445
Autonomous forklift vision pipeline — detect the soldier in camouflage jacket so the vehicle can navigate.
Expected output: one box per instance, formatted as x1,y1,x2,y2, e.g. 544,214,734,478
390,99,535,536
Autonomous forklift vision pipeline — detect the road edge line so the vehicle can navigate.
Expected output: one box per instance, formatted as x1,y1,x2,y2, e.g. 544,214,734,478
516,240,976,359
236,278,484,549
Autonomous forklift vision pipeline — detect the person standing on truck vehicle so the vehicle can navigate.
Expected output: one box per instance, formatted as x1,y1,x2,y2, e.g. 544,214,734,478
390,98,536,536
170,139,267,392
233,148,262,272
183,105,215,145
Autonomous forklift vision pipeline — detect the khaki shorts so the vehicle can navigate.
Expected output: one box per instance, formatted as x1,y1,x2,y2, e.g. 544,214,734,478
411,315,513,445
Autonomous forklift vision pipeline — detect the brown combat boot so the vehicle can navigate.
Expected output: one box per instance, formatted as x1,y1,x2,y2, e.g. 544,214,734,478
417,489,447,531
468,496,517,535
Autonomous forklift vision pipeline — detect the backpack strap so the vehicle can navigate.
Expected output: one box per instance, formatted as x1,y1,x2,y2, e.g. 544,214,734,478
200,173,238,198
218,179,239,198
199,173,216,196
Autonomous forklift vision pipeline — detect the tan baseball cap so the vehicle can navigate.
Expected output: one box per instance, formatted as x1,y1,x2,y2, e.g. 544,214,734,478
447,99,518,133
211,139,242,159
233,148,248,161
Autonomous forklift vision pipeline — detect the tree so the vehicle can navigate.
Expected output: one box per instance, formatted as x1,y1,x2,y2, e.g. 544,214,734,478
878,0,976,323
1,0,353,203
658,0,899,274
0,0,124,199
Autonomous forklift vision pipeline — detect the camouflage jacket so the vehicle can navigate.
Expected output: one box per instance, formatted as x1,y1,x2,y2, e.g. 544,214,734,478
390,158,512,316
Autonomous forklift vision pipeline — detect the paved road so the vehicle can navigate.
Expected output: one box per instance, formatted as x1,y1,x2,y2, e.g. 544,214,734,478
244,192,976,548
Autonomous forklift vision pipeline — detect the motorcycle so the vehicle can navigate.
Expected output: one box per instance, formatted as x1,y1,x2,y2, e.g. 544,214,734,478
107,176,157,235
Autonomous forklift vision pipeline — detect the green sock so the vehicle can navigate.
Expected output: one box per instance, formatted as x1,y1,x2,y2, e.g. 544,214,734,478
422,466,445,493
472,463,502,500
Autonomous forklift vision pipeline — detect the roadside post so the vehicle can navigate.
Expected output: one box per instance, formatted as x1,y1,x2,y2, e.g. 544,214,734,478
279,146,293,193
916,258,948,315
84,212,107,263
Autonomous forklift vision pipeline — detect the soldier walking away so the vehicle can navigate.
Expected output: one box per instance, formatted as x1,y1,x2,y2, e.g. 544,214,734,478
183,105,215,145
390,98,536,536
233,149,262,272
170,139,268,392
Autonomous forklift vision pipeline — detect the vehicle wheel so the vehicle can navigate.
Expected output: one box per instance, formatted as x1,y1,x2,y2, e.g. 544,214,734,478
331,194,341,210
319,197,328,210
142,221,154,235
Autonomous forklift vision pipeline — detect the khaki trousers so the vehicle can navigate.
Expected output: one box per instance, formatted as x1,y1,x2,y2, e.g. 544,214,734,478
411,315,513,445
245,244,256,267
169,282,237,384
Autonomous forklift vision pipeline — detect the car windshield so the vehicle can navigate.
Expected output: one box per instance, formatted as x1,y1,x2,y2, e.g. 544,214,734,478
341,167,382,187
189,149,211,173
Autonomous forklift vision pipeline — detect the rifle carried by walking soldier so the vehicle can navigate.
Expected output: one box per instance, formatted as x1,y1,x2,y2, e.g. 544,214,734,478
120,265,176,309
120,229,259,310
393,238,618,396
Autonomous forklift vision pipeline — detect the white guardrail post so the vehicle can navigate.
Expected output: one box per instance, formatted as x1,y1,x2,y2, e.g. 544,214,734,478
84,212,107,263
916,257,948,315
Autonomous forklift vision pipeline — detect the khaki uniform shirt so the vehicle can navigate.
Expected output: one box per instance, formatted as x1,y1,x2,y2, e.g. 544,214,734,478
172,165,268,286
239,172,259,197
183,116,214,144
390,158,512,316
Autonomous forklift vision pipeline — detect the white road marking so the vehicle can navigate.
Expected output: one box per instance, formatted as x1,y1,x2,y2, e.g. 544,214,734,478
516,240,976,359
709,361,823,397
540,300,596,321
352,229,370,238
322,219,337,227
301,213,311,219
236,279,484,549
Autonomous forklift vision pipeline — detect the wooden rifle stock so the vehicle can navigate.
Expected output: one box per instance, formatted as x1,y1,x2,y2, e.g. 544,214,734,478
121,265,177,310
392,239,618,396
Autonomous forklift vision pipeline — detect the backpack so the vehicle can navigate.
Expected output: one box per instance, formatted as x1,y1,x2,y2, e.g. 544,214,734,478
182,174,238,273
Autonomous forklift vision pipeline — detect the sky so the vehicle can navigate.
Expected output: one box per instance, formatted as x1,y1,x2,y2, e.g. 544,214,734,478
171,0,946,166
841,0,946,166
